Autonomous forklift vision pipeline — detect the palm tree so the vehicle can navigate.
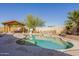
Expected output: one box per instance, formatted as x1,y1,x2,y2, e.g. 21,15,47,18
65,10,79,34
68,10,79,24
26,15,45,32
65,20,73,34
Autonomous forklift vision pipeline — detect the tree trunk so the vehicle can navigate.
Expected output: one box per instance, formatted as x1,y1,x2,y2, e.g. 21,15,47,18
73,25,79,35
76,26,79,35
32,28,36,33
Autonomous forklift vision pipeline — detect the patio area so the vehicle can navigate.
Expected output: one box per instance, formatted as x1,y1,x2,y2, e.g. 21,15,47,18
0,33,71,56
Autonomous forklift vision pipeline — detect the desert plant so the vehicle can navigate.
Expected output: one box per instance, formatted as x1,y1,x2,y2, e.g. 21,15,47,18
26,15,45,31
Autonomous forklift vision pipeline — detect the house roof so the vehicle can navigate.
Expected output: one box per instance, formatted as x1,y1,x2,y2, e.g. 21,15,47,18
2,20,25,26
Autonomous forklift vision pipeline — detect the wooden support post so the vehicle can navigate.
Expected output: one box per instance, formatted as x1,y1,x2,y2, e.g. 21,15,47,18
4,25,6,32
22,26,24,33
8,25,11,32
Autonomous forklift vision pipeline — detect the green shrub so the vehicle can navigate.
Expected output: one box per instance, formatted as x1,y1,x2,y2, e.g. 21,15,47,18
16,39,26,45
65,42,73,49
16,39,36,45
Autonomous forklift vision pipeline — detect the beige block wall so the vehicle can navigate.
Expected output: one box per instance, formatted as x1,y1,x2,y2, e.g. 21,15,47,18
36,26,64,35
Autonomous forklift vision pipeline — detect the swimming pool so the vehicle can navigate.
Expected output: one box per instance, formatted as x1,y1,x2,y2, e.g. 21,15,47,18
16,35,73,50
29,35,73,50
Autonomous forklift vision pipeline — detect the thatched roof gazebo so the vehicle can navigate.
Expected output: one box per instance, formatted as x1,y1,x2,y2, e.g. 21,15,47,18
2,20,27,33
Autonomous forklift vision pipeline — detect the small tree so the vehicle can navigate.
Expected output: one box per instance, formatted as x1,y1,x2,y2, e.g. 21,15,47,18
26,15,45,32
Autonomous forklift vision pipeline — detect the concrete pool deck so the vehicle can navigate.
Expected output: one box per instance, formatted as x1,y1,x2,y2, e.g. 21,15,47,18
0,33,71,56
62,37,79,56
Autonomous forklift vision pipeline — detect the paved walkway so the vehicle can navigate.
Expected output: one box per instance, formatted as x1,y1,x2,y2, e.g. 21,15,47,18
0,34,70,56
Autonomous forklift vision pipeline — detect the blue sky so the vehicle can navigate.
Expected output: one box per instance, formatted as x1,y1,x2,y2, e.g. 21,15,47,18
0,3,79,26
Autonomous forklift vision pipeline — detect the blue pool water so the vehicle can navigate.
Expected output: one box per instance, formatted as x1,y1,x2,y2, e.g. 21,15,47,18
29,35,73,50
35,39,66,49
16,35,73,50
